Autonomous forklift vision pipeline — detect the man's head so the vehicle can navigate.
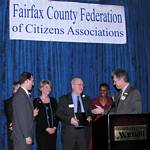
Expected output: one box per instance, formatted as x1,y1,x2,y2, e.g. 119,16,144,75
12,81,20,94
71,78,84,96
19,72,34,90
112,69,129,90
99,83,109,97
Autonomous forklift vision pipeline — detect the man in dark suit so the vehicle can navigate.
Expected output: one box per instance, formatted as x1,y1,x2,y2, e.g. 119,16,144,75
56,78,92,150
111,68,142,114
4,81,20,150
12,72,34,150
92,69,141,115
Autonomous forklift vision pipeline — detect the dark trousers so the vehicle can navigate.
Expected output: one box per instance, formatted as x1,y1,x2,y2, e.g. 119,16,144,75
36,131,57,150
7,130,14,150
62,127,89,150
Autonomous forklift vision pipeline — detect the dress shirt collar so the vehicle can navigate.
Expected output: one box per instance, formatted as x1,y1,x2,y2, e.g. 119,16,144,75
122,83,129,94
21,87,30,97
71,92,84,113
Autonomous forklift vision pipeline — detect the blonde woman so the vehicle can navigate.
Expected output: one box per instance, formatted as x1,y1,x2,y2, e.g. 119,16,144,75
34,80,58,150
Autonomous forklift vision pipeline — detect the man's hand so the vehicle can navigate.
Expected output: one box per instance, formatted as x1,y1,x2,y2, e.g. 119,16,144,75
70,117,79,127
9,123,13,131
86,116,92,123
25,137,32,145
91,105,104,114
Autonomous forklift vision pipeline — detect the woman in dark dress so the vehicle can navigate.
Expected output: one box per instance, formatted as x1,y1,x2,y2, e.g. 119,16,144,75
34,80,58,150
88,83,113,150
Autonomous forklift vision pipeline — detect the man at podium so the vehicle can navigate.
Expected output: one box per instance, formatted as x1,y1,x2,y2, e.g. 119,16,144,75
112,68,142,114
92,68,142,115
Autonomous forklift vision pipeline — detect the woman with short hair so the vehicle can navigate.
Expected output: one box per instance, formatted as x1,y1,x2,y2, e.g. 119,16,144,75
34,80,58,150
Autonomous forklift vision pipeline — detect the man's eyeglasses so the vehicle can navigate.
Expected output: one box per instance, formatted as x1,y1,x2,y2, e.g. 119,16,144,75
73,84,84,86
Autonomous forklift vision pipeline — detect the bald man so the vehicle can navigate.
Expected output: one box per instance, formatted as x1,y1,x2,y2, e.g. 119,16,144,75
56,78,92,150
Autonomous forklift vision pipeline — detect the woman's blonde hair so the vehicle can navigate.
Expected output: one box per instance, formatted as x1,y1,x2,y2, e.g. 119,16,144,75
39,80,52,92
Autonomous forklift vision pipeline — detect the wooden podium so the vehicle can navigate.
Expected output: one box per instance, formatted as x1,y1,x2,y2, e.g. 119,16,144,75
92,114,150,150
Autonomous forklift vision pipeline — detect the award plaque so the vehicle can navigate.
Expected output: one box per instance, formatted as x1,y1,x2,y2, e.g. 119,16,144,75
75,112,89,127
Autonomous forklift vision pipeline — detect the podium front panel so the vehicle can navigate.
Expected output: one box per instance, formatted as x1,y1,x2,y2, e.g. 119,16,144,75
92,114,150,150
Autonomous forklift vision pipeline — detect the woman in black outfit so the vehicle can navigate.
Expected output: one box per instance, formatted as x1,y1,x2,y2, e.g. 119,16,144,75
34,80,58,150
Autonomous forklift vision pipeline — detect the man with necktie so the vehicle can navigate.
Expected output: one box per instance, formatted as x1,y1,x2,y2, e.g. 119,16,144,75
92,69,142,115
56,77,92,150
12,72,35,150
111,68,142,114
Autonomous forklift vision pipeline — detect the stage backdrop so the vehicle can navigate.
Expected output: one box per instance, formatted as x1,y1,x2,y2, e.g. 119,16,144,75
0,0,150,150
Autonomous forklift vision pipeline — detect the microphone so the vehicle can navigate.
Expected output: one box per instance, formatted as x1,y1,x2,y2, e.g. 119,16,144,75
105,105,112,115
105,95,116,115
111,95,116,108
112,95,115,103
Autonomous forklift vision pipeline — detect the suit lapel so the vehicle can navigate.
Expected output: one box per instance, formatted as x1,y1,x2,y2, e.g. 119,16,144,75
20,88,33,110
117,85,132,108
116,90,122,107
67,94,74,114
28,96,34,109
124,85,132,95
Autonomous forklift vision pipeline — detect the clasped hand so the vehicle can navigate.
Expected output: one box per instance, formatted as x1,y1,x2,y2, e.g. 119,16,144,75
46,127,56,134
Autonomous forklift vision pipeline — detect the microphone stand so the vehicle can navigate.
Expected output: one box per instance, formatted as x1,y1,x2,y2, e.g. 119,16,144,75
105,96,116,115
